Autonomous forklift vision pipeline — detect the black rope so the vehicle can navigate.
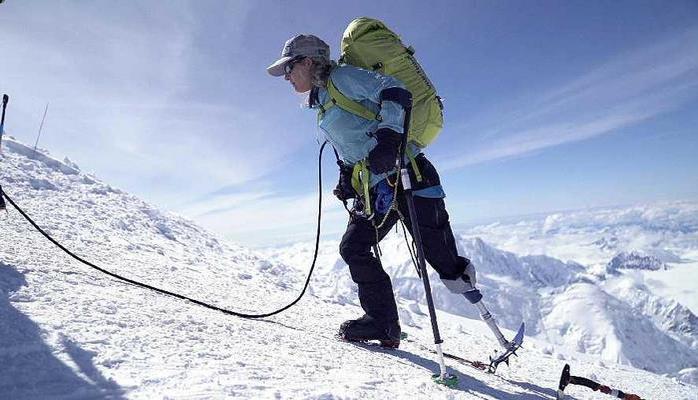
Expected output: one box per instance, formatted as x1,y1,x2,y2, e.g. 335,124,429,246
0,185,6,211
0,141,329,319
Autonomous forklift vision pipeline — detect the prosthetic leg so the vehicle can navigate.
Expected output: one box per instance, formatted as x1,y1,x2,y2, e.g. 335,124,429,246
442,272,525,372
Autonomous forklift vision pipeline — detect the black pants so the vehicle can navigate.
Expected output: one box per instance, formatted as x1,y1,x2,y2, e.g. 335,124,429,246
339,155,468,328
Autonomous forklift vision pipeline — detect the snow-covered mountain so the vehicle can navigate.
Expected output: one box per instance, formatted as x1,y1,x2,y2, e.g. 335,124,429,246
1,136,696,399
464,202,698,277
460,201,698,378
266,226,698,381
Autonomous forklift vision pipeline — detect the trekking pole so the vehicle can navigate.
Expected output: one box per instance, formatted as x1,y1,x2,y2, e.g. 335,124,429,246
1,94,8,154
395,92,456,388
557,364,644,400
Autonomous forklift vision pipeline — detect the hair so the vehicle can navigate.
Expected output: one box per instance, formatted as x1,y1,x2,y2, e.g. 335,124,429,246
309,56,337,88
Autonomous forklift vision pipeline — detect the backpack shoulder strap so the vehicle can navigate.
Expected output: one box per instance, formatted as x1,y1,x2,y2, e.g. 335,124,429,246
320,78,381,122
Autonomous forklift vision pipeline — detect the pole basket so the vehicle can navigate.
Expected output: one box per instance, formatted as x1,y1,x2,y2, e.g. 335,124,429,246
433,373,458,388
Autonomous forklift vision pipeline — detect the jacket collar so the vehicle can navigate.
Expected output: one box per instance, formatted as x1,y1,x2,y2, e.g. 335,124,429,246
308,86,320,108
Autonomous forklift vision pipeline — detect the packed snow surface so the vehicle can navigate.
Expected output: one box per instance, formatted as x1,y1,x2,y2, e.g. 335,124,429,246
1,136,697,399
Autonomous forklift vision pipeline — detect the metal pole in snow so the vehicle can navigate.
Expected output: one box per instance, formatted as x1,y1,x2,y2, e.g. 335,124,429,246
33,102,49,154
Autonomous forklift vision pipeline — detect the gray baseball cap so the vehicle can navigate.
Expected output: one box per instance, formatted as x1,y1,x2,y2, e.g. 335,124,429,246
267,34,330,77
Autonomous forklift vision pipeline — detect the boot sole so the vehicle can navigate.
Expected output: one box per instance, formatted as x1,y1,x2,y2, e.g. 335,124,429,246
379,339,400,349
339,335,400,349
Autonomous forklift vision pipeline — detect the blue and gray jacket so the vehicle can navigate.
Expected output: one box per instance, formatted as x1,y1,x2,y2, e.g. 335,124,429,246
309,65,445,212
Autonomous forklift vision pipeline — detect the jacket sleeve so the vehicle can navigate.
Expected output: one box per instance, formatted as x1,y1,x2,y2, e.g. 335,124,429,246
330,66,407,134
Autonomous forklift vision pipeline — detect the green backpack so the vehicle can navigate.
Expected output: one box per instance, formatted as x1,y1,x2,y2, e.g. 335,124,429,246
326,17,444,148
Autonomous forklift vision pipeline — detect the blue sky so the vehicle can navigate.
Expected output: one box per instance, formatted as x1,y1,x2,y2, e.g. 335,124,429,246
1,1,697,246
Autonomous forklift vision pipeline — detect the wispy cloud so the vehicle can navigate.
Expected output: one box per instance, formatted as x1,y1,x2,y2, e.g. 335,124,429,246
178,188,349,247
439,28,698,171
0,2,299,207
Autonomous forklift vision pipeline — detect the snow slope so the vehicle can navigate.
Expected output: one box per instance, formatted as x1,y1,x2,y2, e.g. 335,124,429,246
1,136,696,399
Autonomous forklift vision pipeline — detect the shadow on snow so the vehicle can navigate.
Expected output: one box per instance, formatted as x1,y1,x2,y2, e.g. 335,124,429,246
0,262,125,399
349,341,576,400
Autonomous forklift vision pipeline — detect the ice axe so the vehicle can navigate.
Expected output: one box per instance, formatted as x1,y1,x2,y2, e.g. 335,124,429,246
557,364,644,400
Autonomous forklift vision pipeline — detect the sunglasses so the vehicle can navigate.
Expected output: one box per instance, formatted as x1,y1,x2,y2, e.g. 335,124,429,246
284,57,306,75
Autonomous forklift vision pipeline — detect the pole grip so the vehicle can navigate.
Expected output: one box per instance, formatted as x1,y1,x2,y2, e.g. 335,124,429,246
400,168,411,190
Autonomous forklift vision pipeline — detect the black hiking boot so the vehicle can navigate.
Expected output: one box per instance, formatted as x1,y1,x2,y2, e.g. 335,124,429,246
338,314,401,348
